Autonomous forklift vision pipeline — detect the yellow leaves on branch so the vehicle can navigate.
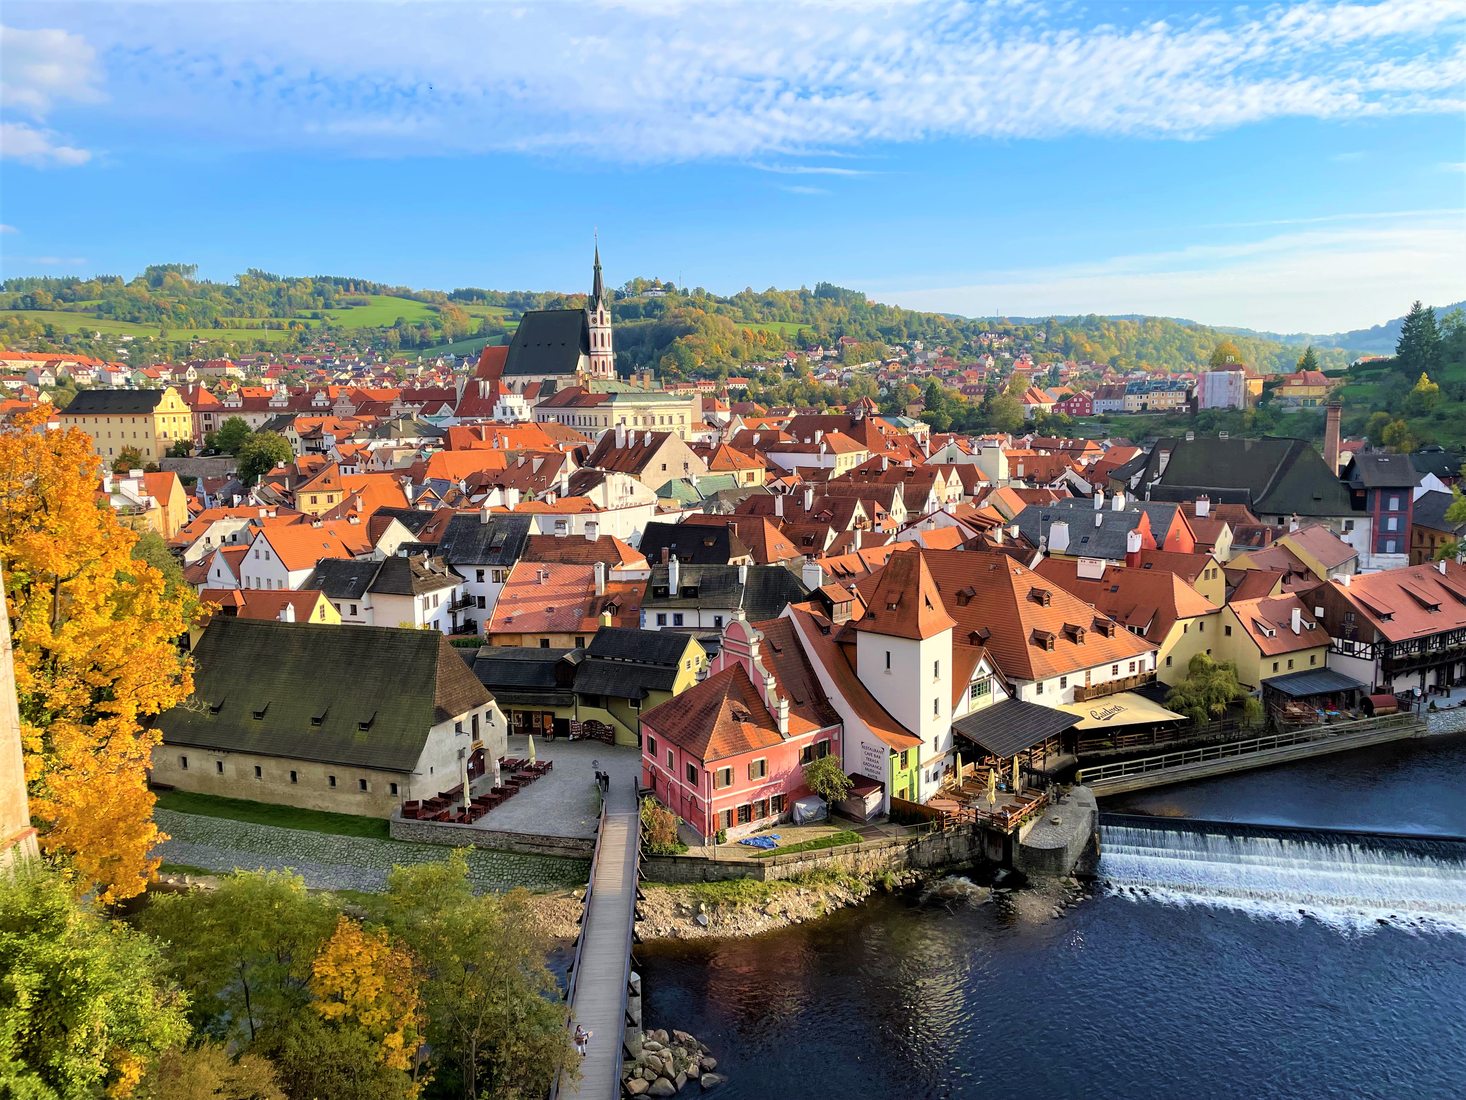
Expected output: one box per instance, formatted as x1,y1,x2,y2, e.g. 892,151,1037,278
0,408,197,903
310,916,425,1081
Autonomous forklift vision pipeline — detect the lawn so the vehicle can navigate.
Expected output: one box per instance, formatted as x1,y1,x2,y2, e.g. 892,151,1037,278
743,320,810,337
154,789,390,839
750,829,863,859
321,293,439,328
0,310,294,343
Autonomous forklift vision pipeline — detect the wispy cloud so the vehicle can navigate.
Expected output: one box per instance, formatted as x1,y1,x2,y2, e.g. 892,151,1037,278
0,224,16,235
780,184,830,195
0,25,101,167
7,0,1463,163
876,211,1466,332
1442,161,1466,172
0,121,91,167
756,164,876,177
11,255,88,267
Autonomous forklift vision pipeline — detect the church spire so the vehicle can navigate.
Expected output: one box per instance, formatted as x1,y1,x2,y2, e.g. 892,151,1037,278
591,235,604,306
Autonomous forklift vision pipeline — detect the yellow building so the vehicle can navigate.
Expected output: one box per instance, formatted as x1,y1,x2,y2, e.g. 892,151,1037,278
1216,595,1330,690
61,386,192,464
533,388,701,440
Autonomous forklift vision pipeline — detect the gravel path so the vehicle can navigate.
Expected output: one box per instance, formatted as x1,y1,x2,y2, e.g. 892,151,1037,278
156,809,589,894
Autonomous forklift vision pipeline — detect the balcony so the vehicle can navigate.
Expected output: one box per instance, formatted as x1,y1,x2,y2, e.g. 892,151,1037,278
448,593,476,612
1070,670,1156,702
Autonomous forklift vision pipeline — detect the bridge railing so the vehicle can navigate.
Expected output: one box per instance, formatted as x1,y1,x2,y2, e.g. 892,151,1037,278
549,794,608,1100
1077,713,1420,785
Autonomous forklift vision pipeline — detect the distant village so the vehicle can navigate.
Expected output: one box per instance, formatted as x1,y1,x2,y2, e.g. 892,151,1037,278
1,249,1461,851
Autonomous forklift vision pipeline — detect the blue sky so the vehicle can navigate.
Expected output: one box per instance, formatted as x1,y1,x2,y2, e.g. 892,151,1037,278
2,0,1463,333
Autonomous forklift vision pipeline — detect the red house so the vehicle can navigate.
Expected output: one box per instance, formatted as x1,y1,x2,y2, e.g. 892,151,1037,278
1055,390,1093,417
640,617,842,842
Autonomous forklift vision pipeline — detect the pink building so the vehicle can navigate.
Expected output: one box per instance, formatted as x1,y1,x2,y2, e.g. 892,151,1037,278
1055,391,1093,417
639,617,842,841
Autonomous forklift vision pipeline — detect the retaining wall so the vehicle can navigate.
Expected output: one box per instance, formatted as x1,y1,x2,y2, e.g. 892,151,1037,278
1425,708,1466,736
388,817,594,858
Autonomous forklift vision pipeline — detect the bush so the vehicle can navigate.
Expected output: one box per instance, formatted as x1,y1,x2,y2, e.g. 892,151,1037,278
640,797,687,855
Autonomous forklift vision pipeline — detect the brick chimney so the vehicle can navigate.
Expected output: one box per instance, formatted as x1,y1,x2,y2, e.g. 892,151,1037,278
1324,402,1342,473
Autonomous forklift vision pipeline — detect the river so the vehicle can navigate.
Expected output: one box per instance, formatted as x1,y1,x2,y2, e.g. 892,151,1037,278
641,734,1466,1099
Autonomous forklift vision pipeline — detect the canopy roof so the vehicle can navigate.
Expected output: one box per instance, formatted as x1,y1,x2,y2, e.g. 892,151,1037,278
1056,691,1186,730
952,698,1076,758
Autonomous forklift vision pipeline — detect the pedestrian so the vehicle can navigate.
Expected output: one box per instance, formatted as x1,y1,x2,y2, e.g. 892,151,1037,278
574,1024,591,1056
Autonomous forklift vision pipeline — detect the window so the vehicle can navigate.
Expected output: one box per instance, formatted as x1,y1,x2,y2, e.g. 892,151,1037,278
329,775,338,788
215,760,224,774
714,767,733,789
771,794,785,815
666,749,674,768
737,804,752,825
673,613,684,626
900,749,909,769
359,778,368,791
1166,655,1173,667
389,782,399,796
476,569,486,582
718,809,733,830
1287,659,1294,670
933,697,939,715
254,765,262,779
1389,495,1400,511
1387,517,1398,532
1035,680,1044,694
477,596,486,609
349,603,358,616
290,770,298,783
969,678,990,700
1310,654,1317,665
1128,661,1137,673
656,613,668,626
540,639,551,648
1272,661,1279,673
816,740,831,758
1385,539,1397,554
933,660,940,680
1225,624,1233,636
686,762,698,785
713,615,723,629
1059,675,1068,689
179,755,188,770
885,651,891,671
647,735,657,758
748,758,767,781
1111,664,1119,675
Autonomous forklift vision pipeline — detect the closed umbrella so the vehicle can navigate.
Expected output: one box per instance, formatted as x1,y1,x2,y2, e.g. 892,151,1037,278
527,734,537,766
491,755,502,789
986,768,997,809
954,752,962,788
1012,756,1021,794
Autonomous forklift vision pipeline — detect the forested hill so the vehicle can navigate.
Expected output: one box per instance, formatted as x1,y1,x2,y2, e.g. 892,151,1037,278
0,264,1362,376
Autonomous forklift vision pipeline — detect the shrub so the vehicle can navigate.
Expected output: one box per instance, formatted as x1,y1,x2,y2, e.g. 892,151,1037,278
639,797,686,855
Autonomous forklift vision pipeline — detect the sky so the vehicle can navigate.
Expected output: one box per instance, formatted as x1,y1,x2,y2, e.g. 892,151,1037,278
1,0,1464,334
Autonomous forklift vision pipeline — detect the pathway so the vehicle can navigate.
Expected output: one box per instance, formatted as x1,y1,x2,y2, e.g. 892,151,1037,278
558,777,639,1100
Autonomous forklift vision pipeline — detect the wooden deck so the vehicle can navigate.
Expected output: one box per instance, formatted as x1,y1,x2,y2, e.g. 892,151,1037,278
556,780,639,1100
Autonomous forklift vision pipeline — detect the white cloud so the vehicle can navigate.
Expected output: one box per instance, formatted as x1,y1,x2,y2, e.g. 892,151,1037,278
755,164,876,177
874,212,1466,332
0,224,16,234
780,184,830,195
16,0,1464,162
0,121,91,166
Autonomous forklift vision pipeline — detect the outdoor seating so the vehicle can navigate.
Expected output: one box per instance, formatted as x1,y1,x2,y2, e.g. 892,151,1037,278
401,800,422,818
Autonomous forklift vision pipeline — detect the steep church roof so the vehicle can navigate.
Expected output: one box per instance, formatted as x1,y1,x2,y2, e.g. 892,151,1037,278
503,308,589,378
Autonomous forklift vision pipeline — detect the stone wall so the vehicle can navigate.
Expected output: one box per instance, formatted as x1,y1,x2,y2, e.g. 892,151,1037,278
1425,707,1466,736
388,816,594,857
151,745,409,817
1016,787,1098,877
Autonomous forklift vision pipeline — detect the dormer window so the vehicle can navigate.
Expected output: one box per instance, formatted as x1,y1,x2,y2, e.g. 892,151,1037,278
251,702,269,720
1029,587,1052,607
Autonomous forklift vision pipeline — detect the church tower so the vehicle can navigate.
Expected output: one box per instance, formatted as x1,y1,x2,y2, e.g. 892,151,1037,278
586,241,615,381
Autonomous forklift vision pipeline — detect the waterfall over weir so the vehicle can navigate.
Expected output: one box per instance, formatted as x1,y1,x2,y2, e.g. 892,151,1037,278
1099,814,1466,934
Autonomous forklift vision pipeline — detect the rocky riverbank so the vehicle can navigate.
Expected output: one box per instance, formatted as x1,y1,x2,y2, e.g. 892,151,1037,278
623,1027,723,1095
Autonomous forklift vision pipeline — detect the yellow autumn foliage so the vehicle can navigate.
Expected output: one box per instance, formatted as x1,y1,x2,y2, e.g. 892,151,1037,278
310,916,425,1085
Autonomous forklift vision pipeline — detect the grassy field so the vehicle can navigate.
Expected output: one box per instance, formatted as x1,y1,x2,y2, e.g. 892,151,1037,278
154,789,391,839
0,310,296,342
743,319,810,336
321,293,438,328
750,829,863,858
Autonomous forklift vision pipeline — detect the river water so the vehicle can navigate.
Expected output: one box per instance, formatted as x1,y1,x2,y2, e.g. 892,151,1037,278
642,734,1466,1100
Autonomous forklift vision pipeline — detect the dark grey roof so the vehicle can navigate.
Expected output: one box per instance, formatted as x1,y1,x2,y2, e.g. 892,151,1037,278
438,513,533,567
1344,452,1423,490
1262,667,1367,698
644,564,808,620
258,413,295,434
1410,446,1466,482
585,626,691,666
1411,489,1465,534
468,646,578,707
64,389,167,415
638,522,747,566
304,558,380,600
369,555,462,596
504,308,588,377
952,698,1076,758
1135,436,1353,518
156,618,491,771
367,416,444,440
574,627,693,699
1013,500,1142,560
372,507,440,536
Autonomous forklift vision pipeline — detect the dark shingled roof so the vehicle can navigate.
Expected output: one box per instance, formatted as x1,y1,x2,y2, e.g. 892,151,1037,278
64,389,168,415
303,555,460,598
1013,500,1144,561
468,646,579,707
156,618,492,771
644,563,809,621
576,627,695,699
1410,446,1466,482
1136,436,1353,518
638,521,748,566
503,308,589,377
1262,667,1367,698
1344,452,1423,490
438,513,533,567
304,558,380,601
1412,489,1465,534
952,698,1076,758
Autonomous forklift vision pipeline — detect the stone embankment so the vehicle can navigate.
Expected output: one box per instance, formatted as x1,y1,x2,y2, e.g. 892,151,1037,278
622,1028,723,1096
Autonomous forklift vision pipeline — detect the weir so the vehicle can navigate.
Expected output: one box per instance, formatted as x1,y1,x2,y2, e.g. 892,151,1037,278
1097,813,1466,932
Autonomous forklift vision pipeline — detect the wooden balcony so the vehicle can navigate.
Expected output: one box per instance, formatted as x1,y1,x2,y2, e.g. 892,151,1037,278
1070,670,1156,702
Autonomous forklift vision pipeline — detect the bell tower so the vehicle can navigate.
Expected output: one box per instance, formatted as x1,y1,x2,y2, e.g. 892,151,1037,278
586,239,615,380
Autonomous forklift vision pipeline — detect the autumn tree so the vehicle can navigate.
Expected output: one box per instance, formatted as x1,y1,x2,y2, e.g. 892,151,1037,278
0,409,197,902
310,916,425,1089
138,1042,284,1100
141,871,337,1043
114,445,146,473
1407,371,1441,415
0,863,191,1098
1209,340,1243,369
802,754,854,804
236,431,293,484
382,853,576,1100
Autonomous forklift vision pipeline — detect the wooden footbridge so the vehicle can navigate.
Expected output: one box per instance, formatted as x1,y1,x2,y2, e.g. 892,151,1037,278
551,778,642,1100
1076,713,1426,795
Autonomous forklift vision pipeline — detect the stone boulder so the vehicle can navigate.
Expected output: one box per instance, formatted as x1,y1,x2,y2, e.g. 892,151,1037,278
701,1073,725,1090
648,1079,677,1098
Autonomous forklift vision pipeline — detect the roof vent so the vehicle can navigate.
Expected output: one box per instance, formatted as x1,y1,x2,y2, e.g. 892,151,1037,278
358,711,376,732
251,701,270,721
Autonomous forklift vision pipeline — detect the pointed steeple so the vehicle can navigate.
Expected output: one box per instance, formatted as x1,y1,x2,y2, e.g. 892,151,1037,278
591,236,604,306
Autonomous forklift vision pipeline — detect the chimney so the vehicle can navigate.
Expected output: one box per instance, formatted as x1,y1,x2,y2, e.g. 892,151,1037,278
280,600,296,623
1125,528,1142,567
775,493,784,518
1289,514,1300,534
738,562,748,585
1094,489,1104,510
593,560,606,596
480,501,492,524
505,486,521,510
585,520,599,541
668,555,681,594
853,527,862,550
1439,559,1449,575
880,455,889,472
1048,520,1070,555
802,484,814,512
1095,512,1104,528
802,558,824,591
775,695,790,736
1195,495,1210,518
1290,606,1302,634
1076,556,1105,580
1112,490,1126,511
1340,572,1351,588
102,474,113,493
1324,402,1342,473
643,430,652,447
615,424,626,448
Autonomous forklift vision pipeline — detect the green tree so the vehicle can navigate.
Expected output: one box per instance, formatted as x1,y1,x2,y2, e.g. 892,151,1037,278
1296,345,1319,372
139,1042,284,1100
131,530,191,597
1380,418,1417,453
802,754,854,805
382,852,576,1100
987,393,1024,434
1209,340,1244,369
254,1015,414,1100
235,432,293,484
1407,371,1441,415
1166,654,1262,725
140,871,336,1043
213,416,252,455
113,445,146,473
0,864,191,1098
1396,300,1442,375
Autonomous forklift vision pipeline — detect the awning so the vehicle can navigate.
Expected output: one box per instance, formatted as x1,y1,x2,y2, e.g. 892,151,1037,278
952,698,1077,758
1057,691,1187,729
1262,667,1368,698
